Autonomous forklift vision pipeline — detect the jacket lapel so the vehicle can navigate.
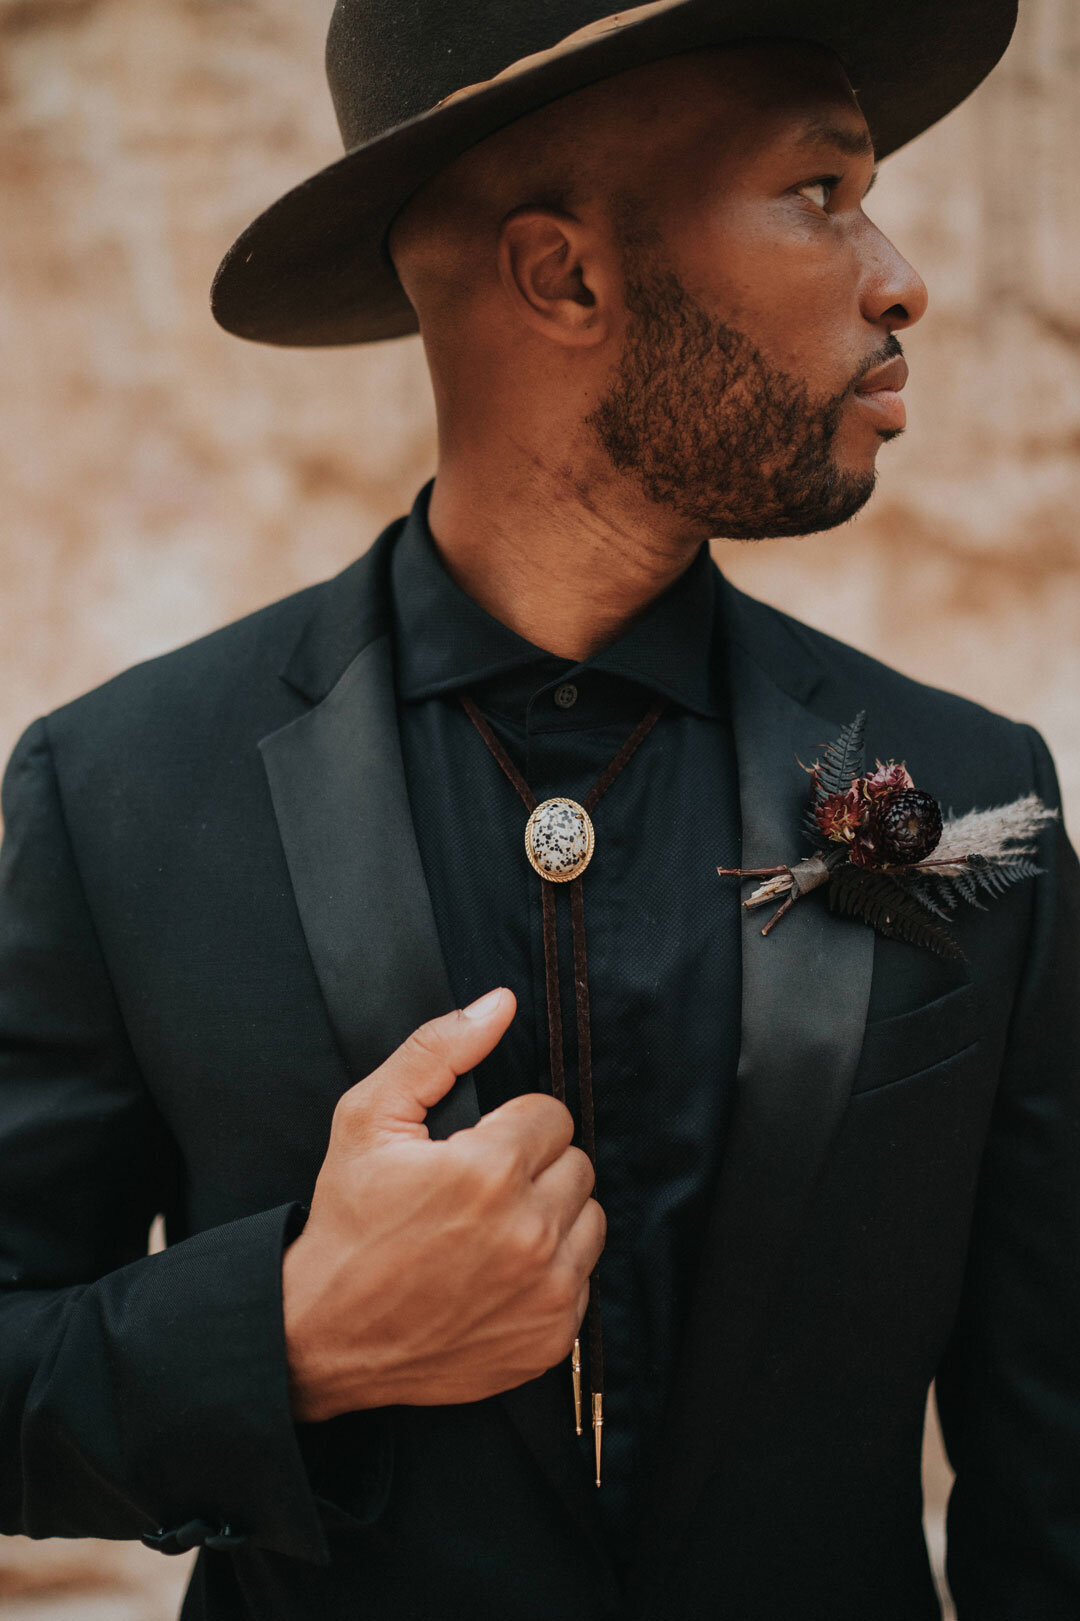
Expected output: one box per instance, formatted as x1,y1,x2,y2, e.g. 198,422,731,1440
258,525,612,1565
630,579,876,1606
259,628,481,1139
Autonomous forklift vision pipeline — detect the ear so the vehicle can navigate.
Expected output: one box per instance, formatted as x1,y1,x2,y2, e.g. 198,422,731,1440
497,207,617,348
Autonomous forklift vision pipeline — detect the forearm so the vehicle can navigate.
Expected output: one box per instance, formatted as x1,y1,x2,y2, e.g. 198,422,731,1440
1,1202,330,1563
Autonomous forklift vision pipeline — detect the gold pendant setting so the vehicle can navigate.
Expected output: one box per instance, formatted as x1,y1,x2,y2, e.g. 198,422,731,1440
524,797,595,883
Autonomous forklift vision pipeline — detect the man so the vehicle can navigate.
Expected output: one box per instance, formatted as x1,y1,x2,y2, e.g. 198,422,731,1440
1,1,1077,1618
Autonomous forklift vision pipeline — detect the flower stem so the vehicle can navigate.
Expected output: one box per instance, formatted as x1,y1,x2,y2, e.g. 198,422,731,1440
716,864,792,879
761,894,797,936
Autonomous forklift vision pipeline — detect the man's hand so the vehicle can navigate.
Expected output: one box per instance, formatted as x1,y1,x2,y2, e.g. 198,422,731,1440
281,987,605,1422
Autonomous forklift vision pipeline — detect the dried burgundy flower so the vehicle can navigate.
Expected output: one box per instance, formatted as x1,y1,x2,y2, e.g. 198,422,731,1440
814,786,865,844
862,760,915,800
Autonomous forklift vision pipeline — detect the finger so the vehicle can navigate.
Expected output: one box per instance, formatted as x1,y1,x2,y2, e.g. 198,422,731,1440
468,1090,575,1179
531,1144,595,1238
335,988,516,1144
559,1197,607,1281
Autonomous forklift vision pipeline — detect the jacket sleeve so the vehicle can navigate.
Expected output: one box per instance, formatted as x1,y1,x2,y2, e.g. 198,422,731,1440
935,723,1080,1618
0,718,330,1565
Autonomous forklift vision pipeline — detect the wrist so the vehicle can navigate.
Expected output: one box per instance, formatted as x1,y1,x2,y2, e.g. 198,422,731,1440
281,1230,399,1420
281,1231,335,1422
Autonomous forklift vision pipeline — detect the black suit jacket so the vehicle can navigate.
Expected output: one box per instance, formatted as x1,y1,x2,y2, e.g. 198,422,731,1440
1,518,1078,1621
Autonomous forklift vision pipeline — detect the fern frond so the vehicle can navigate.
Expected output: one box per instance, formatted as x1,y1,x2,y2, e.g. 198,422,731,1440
905,877,959,919
951,868,988,909
813,711,867,804
801,807,830,851
897,851,1045,917
828,868,964,960
995,855,1042,883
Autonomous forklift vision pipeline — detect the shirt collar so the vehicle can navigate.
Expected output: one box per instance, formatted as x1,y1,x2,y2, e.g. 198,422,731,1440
391,482,722,718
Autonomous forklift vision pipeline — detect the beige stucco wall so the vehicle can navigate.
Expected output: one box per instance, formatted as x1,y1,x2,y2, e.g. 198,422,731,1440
2,0,1077,1614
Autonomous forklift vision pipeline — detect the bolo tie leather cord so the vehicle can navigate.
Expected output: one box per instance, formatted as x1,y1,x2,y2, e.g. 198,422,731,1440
458,693,666,1487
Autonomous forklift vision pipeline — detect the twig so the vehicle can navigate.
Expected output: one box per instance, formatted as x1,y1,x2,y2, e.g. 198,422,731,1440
716,864,792,879
761,895,797,936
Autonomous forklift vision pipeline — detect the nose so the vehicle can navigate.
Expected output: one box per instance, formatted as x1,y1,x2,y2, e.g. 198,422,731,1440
859,221,929,333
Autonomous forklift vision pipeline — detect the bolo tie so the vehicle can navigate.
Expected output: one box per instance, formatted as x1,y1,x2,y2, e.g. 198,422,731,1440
458,691,666,1487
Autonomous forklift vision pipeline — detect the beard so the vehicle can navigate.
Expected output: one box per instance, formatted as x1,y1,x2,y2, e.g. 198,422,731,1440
586,241,899,540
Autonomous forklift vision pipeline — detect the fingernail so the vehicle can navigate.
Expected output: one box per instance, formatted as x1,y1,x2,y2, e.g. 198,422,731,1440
462,987,506,1020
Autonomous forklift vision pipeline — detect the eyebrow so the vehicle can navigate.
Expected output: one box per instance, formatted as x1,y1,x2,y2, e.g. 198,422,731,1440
793,117,876,159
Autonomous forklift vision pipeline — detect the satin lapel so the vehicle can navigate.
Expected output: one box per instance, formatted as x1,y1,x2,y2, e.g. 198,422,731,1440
259,631,478,1139
261,617,612,1561
630,603,876,1608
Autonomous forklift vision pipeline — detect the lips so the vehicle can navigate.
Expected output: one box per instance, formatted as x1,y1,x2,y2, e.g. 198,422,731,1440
853,353,909,432
856,355,909,395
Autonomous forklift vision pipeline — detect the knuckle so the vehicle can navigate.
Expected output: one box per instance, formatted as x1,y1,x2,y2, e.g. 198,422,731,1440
542,1260,580,1315
483,1144,525,1201
497,1137,530,1184
402,1021,446,1068
548,1098,577,1141
497,1092,539,1122
508,1210,557,1269
568,1145,595,1194
537,1213,562,1265
513,1092,573,1138
332,1086,370,1135
459,1138,522,1204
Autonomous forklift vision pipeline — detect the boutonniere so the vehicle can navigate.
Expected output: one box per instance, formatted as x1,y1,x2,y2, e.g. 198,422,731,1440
718,711,1057,959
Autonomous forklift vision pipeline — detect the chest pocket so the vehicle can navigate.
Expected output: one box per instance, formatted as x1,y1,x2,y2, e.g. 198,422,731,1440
852,981,980,1095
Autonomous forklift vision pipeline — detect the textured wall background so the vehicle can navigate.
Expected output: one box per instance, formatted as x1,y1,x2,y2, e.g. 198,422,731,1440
2,0,1078,1614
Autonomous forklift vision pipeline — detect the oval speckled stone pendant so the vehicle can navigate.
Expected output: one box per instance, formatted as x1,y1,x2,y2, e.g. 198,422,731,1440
525,797,595,883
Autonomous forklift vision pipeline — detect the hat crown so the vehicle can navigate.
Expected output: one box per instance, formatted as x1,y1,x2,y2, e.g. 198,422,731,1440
326,0,623,151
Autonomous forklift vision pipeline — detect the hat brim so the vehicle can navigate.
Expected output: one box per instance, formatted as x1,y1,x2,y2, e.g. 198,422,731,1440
211,0,1017,348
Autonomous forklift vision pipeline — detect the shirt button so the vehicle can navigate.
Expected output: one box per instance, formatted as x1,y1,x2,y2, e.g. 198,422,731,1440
554,683,578,710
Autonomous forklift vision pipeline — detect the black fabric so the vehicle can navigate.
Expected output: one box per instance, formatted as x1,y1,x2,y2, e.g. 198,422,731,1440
390,487,741,1561
0,501,1077,1620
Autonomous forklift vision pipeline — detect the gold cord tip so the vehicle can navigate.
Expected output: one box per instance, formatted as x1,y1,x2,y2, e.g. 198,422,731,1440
592,1391,603,1488
571,1338,582,1436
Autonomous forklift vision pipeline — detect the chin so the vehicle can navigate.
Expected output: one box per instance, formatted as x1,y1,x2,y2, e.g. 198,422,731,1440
689,470,879,543
839,423,905,466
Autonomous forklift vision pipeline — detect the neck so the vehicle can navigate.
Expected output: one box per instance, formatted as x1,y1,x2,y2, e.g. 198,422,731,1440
425,461,705,662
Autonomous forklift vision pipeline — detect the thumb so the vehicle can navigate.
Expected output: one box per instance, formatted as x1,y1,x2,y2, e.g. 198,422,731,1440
335,987,516,1146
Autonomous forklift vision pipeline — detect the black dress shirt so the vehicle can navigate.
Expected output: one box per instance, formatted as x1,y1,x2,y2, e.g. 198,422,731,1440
390,485,742,1565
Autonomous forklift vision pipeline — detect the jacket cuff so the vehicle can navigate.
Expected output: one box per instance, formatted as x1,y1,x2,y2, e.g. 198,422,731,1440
48,1203,330,1564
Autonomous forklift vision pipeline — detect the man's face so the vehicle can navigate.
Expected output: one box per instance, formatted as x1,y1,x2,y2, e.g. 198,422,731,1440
587,44,928,539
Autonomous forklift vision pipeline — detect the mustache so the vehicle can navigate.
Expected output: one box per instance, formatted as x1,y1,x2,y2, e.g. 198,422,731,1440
849,333,905,393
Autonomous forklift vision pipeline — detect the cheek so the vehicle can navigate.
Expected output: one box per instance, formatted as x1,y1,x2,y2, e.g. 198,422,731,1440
678,206,865,389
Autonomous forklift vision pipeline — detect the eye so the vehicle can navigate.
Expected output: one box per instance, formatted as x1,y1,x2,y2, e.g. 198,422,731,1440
796,177,838,211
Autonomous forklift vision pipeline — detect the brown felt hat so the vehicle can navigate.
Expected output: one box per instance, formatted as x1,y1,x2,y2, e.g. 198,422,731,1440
210,0,1018,349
